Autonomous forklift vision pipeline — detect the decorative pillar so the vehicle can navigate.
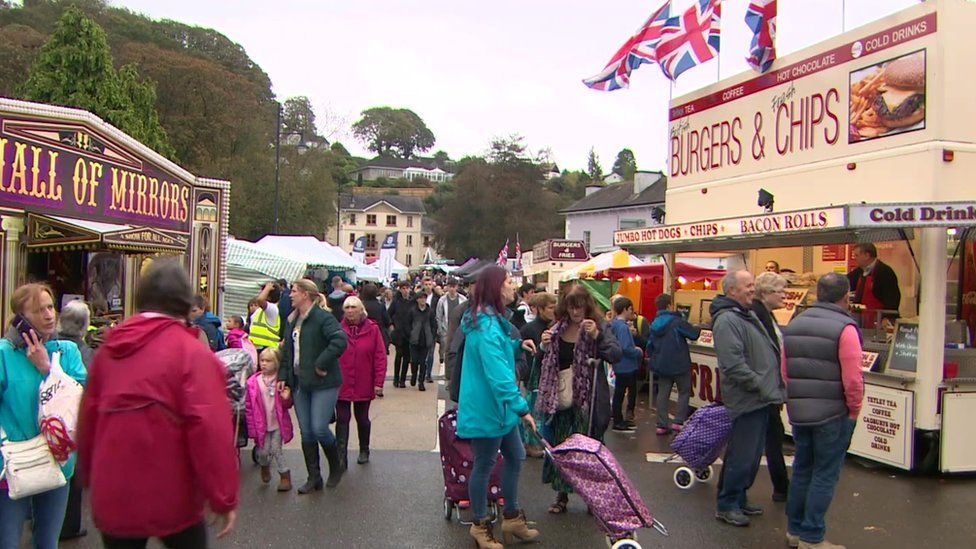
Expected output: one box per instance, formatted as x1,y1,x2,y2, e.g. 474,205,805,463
1,216,25,326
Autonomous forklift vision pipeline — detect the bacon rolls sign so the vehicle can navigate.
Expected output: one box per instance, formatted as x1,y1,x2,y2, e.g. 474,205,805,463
667,6,937,188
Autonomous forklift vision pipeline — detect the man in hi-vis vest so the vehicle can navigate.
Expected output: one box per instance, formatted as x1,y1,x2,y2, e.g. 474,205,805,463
249,282,282,351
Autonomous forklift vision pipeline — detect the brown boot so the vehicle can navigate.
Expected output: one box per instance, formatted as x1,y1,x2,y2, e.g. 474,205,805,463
260,465,271,484
277,471,292,492
469,519,503,549
502,509,540,544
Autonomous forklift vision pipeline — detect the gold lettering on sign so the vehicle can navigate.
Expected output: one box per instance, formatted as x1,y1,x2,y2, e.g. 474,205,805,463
10,142,28,195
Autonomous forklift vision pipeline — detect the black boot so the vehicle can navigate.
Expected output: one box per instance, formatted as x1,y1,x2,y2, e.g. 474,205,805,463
298,442,323,494
357,422,371,464
335,423,349,473
323,442,345,488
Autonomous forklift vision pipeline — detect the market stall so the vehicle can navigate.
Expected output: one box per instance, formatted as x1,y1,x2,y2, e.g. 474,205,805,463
0,98,229,324
224,237,306,318
614,0,976,473
607,262,727,320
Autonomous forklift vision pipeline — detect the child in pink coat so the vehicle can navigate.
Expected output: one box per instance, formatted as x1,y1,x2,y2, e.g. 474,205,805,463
245,348,294,491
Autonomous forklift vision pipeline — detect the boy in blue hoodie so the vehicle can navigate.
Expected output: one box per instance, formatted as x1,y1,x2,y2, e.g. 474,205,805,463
609,297,643,432
647,293,701,435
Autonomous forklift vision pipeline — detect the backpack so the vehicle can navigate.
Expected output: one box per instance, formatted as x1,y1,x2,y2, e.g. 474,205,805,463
214,327,227,351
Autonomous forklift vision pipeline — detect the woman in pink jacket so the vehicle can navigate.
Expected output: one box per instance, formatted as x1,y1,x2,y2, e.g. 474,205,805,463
245,348,295,491
336,296,387,468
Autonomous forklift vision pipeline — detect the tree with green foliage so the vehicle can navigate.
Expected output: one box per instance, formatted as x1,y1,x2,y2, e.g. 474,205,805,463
20,7,175,158
282,95,317,139
352,107,435,158
612,148,637,181
587,147,602,181
434,140,560,259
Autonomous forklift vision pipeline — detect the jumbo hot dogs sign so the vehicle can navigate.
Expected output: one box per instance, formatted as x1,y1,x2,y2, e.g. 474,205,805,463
668,8,937,188
0,114,192,232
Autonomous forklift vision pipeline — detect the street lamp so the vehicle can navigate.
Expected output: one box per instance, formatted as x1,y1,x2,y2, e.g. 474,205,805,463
273,101,307,234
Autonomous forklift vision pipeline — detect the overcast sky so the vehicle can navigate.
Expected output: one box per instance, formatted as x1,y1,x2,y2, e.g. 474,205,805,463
112,0,922,171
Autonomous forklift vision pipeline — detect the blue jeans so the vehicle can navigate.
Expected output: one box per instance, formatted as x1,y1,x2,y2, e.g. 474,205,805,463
0,484,70,549
293,386,339,446
469,426,525,522
787,417,856,543
717,406,769,512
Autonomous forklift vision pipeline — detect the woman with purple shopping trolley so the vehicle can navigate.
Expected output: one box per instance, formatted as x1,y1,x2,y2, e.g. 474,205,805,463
456,266,540,549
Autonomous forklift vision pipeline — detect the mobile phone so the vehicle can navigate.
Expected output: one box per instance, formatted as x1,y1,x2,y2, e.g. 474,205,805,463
12,313,35,340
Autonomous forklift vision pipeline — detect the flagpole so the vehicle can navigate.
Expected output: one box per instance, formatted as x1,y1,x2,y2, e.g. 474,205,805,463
842,0,846,31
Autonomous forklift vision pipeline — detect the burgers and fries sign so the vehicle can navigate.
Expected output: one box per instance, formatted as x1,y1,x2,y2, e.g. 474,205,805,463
667,9,937,188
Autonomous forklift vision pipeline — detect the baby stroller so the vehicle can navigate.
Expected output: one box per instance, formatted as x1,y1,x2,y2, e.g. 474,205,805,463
542,433,668,548
667,403,732,489
216,349,256,459
437,409,506,524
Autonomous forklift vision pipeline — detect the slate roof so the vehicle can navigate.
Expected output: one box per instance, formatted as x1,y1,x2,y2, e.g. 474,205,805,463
560,171,666,214
340,193,426,215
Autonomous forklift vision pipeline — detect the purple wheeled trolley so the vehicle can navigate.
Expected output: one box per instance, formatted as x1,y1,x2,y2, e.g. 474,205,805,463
667,403,733,489
437,409,505,524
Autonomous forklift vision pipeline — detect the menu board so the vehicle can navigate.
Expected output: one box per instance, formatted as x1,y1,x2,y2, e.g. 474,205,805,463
885,320,919,374
849,385,915,470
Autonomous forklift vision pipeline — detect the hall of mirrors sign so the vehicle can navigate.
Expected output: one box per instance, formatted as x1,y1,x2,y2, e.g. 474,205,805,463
0,116,192,233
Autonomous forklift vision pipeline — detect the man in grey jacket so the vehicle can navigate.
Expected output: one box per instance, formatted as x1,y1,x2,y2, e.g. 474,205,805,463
710,270,785,527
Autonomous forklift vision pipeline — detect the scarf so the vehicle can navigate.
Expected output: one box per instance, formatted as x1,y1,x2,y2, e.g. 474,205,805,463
535,319,598,417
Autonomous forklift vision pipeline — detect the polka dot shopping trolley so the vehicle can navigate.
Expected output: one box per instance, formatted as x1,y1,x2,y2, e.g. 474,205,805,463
438,408,505,524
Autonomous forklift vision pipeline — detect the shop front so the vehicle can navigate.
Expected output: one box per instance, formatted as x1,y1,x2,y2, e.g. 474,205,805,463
614,0,976,473
0,98,229,327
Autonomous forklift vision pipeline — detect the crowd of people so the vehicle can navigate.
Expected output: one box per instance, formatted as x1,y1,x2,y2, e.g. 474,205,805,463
0,258,863,549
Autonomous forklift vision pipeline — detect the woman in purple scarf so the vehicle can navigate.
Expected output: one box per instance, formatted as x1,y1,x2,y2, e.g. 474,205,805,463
537,285,622,514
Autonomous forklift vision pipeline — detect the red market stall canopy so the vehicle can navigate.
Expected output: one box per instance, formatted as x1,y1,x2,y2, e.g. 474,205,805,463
605,262,727,319
607,262,726,284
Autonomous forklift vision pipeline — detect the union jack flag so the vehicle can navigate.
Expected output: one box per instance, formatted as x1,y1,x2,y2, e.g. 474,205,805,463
582,2,671,91
496,239,509,267
656,0,722,81
745,0,777,73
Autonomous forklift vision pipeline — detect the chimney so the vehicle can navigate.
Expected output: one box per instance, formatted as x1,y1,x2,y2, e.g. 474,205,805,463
585,184,602,196
634,172,656,195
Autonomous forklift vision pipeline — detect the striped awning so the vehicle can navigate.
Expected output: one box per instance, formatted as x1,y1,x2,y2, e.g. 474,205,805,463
225,238,307,283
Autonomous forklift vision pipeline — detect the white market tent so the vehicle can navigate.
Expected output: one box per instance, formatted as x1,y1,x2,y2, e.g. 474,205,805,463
560,250,645,281
224,237,307,319
254,235,356,270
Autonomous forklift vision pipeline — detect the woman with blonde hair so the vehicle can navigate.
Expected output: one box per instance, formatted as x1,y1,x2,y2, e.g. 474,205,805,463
0,284,87,549
277,279,349,493
751,271,791,501
336,296,387,468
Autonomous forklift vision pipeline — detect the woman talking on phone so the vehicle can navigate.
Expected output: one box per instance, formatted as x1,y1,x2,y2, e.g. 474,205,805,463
0,284,87,549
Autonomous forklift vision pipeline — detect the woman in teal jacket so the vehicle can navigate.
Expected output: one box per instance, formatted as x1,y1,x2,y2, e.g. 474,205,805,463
0,284,87,549
457,266,540,549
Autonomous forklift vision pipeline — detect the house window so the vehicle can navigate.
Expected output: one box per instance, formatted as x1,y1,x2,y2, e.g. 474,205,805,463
348,233,356,245
407,235,413,246
386,215,397,227
407,216,414,228
423,235,431,247
583,231,591,252
619,219,646,230
348,214,356,225
366,214,377,226
406,254,413,267
366,234,377,249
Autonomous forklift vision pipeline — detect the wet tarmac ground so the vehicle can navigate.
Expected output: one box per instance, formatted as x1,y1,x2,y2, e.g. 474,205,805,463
52,361,976,548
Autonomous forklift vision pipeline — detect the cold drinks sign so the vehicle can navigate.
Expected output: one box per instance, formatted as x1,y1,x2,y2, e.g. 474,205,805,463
667,9,937,188
0,116,192,232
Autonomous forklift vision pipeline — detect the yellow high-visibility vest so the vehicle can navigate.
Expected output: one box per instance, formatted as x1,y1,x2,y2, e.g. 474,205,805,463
249,308,281,349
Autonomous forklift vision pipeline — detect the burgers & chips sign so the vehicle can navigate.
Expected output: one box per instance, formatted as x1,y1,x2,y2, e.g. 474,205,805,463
667,10,936,188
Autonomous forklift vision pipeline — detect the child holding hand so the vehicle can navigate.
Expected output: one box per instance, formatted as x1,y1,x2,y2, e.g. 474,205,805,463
245,348,294,491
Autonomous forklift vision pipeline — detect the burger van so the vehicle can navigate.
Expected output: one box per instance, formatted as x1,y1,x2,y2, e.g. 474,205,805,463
616,0,976,473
